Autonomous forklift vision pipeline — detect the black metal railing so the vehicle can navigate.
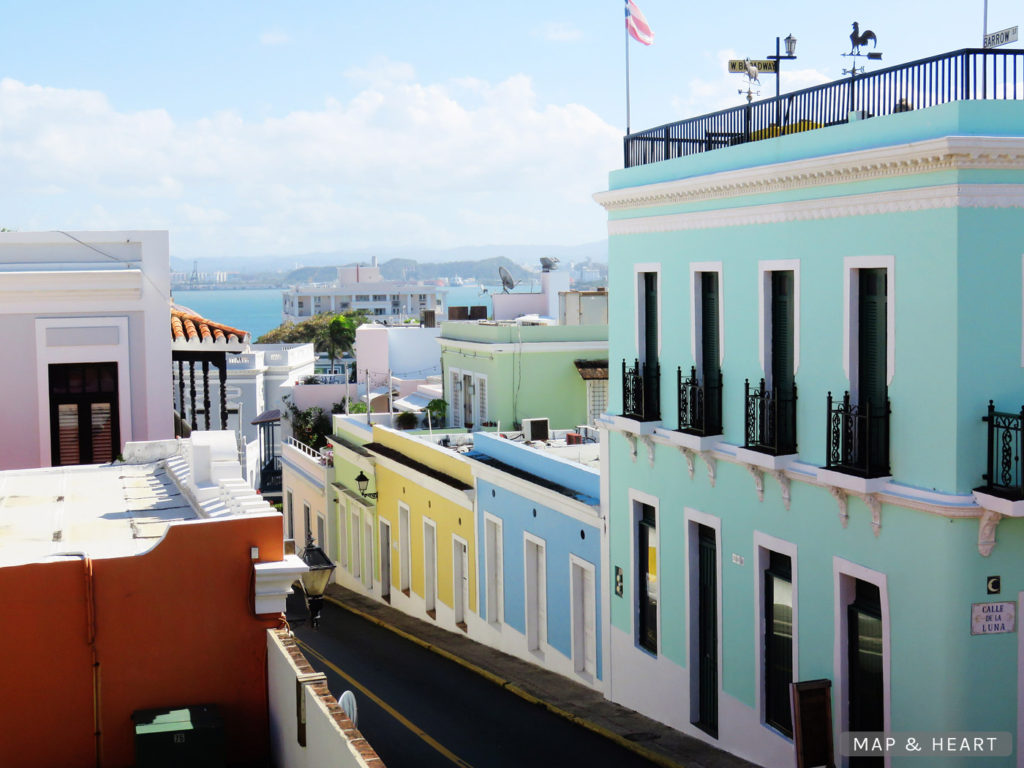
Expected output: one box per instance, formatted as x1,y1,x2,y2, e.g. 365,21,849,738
978,400,1024,500
745,378,797,455
825,391,890,478
625,48,1024,167
622,359,661,421
678,366,723,436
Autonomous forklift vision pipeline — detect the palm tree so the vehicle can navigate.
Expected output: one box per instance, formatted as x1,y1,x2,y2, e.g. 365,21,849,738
328,314,358,374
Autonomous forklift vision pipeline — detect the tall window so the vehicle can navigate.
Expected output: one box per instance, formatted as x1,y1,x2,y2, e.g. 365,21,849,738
848,580,884,767
49,362,120,466
304,503,311,543
699,272,722,433
286,491,294,539
764,551,793,736
637,503,657,653
770,271,796,452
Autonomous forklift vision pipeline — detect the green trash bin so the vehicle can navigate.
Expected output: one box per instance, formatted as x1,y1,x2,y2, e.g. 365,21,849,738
132,704,225,767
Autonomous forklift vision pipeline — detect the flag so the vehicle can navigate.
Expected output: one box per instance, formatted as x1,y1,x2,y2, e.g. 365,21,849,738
626,0,653,46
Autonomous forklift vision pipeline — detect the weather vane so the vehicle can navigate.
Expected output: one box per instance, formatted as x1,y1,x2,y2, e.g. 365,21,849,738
738,58,761,103
842,21,882,76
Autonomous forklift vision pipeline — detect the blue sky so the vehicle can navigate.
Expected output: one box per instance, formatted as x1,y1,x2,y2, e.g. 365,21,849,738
0,1,1008,261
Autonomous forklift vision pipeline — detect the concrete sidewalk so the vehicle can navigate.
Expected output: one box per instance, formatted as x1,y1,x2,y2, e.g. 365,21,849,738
323,584,759,768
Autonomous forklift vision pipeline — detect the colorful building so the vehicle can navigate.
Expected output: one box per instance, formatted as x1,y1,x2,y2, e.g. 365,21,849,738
0,431,379,767
465,431,604,690
439,320,607,430
596,52,1024,767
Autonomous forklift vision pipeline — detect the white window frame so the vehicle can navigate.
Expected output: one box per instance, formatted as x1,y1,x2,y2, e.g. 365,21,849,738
398,501,411,594
630,488,660,655
843,255,895,399
475,373,488,424
35,316,133,468
753,531,798,738
758,260,801,385
832,556,891,764
633,263,662,361
689,262,725,375
423,517,438,615
685,506,723,725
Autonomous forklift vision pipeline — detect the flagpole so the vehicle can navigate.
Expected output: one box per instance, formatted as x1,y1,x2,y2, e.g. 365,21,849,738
625,0,631,135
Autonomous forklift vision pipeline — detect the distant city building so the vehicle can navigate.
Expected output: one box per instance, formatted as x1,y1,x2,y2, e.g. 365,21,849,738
282,261,447,325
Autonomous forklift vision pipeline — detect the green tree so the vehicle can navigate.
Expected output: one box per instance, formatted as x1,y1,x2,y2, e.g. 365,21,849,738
282,397,332,450
328,314,357,374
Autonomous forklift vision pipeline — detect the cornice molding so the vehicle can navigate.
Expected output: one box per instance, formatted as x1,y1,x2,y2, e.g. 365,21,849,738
594,136,1024,212
607,183,1024,236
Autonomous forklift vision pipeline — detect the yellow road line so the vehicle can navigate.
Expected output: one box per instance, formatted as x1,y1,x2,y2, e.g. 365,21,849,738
295,637,475,768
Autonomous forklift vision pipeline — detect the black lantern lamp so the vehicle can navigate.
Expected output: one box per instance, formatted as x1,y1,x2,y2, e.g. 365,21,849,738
299,532,336,629
767,33,798,127
355,470,378,499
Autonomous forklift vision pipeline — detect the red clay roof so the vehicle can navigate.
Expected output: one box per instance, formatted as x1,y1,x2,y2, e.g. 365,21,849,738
171,306,249,344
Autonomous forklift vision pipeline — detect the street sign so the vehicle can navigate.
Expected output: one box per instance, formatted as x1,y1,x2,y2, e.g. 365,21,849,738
984,26,1018,48
728,59,778,74
971,601,1016,635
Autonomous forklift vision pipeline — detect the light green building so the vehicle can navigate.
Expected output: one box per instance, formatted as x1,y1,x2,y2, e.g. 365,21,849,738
439,319,607,431
597,49,1024,768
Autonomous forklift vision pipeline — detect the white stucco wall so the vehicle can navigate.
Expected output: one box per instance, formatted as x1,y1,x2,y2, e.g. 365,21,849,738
267,630,381,768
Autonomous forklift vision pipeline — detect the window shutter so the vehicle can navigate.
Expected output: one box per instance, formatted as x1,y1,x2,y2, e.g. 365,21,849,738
643,272,659,366
701,272,719,380
477,376,487,423
858,269,887,408
450,370,462,427
771,271,794,395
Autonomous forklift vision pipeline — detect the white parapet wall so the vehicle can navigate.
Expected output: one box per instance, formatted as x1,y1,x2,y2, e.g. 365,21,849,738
267,629,384,768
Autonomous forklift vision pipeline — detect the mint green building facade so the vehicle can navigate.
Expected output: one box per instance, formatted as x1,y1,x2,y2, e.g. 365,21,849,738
439,320,607,431
597,100,1024,766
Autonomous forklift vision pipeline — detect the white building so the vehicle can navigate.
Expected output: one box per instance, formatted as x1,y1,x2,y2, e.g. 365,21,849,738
282,263,447,325
0,230,172,471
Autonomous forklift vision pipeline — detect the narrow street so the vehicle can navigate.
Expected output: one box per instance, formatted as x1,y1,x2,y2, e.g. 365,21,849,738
286,592,662,768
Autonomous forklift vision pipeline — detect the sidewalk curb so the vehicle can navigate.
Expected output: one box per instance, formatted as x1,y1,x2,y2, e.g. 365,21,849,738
324,593,686,768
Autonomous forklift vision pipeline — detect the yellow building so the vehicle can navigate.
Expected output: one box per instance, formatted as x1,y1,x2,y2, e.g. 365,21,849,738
365,425,478,631
327,420,379,595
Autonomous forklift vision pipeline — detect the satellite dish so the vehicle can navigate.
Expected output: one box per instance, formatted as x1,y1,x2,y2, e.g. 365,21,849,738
339,690,358,727
498,266,516,293
539,256,559,272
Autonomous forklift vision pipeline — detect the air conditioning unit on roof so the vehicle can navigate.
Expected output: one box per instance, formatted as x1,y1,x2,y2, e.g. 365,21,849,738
522,418,549,442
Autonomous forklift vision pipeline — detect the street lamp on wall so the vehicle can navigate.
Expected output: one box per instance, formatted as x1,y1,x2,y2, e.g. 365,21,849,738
299,532,336,629
767,34,798,127
355,470,378,499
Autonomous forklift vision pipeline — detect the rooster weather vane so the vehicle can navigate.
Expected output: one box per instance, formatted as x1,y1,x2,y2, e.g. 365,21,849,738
842,21,882,76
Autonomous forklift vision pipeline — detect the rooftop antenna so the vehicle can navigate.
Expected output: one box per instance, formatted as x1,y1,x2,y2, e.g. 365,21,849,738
498,266,517,294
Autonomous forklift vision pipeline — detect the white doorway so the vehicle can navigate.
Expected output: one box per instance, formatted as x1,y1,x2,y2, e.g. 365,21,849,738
423,520,437,617
524,535,547,652
380,519,392,601
485,515,504,624
453,536,469,627
571,556,597,676
399,503,411,594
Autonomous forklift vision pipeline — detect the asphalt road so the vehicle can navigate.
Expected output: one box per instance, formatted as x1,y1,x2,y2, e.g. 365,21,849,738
286,592,662,768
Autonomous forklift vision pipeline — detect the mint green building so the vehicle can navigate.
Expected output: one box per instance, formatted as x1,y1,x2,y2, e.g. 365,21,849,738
597,50,1024,767
439,320,607,431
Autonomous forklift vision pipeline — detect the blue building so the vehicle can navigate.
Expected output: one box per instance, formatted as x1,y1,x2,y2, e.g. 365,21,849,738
466,431,604,689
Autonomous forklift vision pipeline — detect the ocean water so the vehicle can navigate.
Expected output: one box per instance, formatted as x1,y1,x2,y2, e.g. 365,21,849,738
170,282,533,340
171,288,284,339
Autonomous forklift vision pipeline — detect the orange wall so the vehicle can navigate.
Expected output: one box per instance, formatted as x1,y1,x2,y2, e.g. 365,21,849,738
0,513,285,767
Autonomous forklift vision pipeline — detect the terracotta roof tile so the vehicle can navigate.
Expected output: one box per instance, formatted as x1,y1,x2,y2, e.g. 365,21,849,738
170,306,250,345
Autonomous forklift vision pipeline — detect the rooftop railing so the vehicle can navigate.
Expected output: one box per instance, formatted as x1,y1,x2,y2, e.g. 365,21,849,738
625,48,1024,168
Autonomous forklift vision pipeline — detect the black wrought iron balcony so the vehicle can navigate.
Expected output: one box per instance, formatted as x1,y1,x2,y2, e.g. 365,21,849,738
622,358,660,422
744,378,797,456
976,401,1024,500
625,49,1024,168
825,391,890,478
678,366,722,436
259,455,283,494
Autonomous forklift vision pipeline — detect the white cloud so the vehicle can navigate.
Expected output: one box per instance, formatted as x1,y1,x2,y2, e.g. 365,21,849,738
536,22,583,42
260,31,292,46
0,69,620,258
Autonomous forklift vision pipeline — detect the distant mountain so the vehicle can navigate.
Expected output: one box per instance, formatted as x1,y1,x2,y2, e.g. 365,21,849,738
170,241,607,275
278,257,532,287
